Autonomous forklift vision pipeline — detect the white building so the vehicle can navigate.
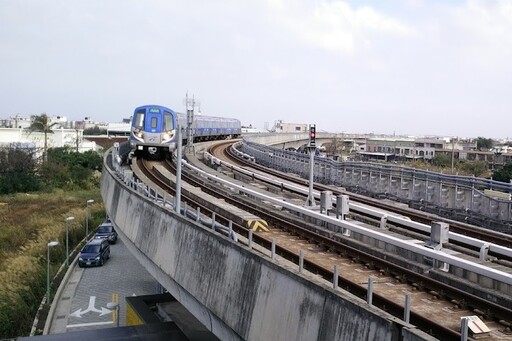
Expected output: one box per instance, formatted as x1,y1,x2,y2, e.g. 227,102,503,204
272,120,308,133
0,127,98,157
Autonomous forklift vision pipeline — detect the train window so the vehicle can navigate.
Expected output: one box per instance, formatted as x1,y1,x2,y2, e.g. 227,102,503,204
133,109,145,129
150,117,158,129
163,111,174,131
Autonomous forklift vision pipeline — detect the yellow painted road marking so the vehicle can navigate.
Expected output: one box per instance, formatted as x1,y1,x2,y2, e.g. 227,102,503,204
112,293,119,324
247,220,269,232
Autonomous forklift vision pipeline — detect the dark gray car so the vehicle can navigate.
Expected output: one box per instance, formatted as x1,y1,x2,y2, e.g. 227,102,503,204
78,239,110,267
94,221,118,244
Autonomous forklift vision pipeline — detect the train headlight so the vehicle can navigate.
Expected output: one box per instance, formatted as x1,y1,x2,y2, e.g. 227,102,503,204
162,131,174,141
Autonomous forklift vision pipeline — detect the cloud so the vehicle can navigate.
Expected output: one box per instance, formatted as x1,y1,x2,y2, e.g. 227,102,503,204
450,0,512,70
265,0,414,55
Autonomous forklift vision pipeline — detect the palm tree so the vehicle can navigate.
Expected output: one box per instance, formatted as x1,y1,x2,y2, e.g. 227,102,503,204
28,113,60,163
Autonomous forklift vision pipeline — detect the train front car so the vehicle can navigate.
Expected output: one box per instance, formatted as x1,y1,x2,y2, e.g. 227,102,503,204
129,105,177,160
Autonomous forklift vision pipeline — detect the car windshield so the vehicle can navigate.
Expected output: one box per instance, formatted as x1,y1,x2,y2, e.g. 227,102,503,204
82,245,101,253
97,226,112,233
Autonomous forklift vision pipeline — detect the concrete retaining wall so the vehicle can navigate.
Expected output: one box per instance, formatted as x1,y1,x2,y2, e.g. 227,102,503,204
101,159,436,341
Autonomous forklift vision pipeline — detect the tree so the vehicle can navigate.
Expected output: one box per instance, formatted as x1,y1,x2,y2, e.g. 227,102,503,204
0,147,40,194
432,154,451,168
83,126,107,135
476,137,494,151
324,138,340,155
459,160,488,177
38,147,103,190
27,113,60,163
493,163,512,183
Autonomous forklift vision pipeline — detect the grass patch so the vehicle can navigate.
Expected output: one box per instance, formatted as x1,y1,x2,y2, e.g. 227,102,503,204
0,189,105,338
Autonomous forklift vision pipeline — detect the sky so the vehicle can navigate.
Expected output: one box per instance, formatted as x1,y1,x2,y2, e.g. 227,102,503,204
1,0,511,139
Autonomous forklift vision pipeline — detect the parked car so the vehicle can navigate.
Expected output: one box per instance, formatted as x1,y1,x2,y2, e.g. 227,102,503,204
94,221,118,244
78,239,110,267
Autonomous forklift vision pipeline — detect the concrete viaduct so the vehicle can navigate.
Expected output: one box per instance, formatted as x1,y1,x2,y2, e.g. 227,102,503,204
100,140,435,341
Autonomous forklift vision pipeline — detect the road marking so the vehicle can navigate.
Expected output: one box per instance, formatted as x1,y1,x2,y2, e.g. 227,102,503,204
67,321,113,328
112,293,119,324
70,296,112,318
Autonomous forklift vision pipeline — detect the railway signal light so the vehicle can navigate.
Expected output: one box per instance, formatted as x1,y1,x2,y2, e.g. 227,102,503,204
309,125,316,147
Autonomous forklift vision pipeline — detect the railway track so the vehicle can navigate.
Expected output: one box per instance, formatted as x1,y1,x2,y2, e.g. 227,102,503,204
216,141,512,252
131,147,512,340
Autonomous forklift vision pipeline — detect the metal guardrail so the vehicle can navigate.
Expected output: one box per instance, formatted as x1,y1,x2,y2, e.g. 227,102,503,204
110,144,237,241
242,141,512,193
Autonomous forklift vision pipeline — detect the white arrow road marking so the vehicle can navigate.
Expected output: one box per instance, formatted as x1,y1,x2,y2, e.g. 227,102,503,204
70,296,112,318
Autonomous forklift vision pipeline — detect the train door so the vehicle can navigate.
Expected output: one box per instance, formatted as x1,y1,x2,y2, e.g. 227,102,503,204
145,107,164,133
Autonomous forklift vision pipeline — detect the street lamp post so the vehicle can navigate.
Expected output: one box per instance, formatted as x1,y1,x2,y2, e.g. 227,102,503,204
65,216,75,266
86,199,94,239
47,241,59,304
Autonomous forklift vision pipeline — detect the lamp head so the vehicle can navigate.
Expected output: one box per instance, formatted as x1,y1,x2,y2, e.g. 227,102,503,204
47,241,59,247
107,302,119,309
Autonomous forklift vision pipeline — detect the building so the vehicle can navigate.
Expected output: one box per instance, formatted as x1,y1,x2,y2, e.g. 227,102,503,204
272,120,308,133
0,115,99,156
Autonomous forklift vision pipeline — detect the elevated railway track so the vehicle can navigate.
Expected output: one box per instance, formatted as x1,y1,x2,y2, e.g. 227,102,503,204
122,140,512,340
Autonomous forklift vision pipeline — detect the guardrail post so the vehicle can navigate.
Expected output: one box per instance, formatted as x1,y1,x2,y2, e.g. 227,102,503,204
228,221,232,236
196,207,201,222
404,293,411,324
333,265,339,289
248,229,253,249
367,277,374,305
271,239,276,260
182,202,187,216
380,215,388,229
479,243,490,261
211,212,216,229
299,250,304,273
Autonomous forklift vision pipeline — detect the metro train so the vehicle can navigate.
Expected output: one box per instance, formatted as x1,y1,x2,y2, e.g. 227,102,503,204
129,104,241,159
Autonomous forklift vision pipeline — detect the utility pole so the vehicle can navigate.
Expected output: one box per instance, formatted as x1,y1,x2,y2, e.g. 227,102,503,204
451,137,456,173
306,124,317,207
184,93,200,153
175,126,182,214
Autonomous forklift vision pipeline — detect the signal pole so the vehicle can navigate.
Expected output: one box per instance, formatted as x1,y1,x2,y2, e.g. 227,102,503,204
306,124,317,207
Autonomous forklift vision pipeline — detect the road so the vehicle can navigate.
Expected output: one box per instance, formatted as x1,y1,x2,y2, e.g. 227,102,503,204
48,236,160,333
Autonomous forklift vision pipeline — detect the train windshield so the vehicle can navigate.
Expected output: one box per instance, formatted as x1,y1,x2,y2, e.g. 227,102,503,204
163,111,174,131
133,109,145,129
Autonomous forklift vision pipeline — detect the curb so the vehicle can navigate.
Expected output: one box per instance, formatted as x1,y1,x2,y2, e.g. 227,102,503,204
42,253,80,335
